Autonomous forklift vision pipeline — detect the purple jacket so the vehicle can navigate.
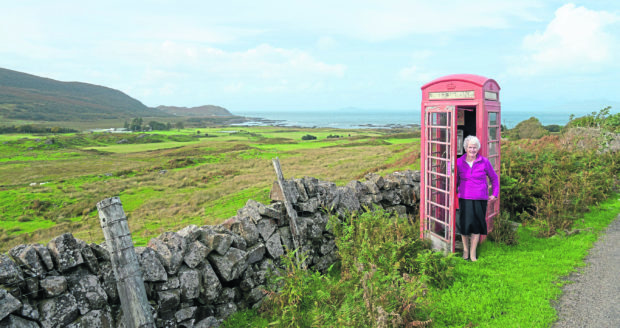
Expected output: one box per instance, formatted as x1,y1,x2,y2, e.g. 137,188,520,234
456,153,499,200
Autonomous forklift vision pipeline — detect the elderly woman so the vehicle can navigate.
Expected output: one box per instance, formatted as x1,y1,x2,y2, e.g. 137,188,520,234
457,135,499,262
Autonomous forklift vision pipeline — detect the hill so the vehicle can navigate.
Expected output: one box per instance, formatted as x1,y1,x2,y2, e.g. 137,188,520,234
0,67,170,121
156,105,233,117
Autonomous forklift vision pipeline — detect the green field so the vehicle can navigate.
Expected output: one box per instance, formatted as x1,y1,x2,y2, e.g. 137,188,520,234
0,126,420,251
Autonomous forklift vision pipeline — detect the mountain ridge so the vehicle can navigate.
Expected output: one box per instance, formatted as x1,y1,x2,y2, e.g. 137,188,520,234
0,67,232,122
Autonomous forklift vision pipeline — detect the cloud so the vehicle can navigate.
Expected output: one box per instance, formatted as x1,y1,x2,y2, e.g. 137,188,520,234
398,64,435,84
510,4,619,76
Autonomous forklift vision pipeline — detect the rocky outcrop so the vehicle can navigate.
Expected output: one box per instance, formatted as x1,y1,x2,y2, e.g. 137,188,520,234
0,170,420,327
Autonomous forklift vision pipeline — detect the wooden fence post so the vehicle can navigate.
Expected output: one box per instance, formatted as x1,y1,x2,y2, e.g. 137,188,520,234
97,197,155,328
272,157,303,266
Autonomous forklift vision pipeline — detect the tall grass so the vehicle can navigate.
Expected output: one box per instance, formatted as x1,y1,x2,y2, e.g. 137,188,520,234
0,128,420,251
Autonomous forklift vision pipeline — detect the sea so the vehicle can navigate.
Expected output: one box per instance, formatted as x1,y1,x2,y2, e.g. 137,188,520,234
232,109,574,129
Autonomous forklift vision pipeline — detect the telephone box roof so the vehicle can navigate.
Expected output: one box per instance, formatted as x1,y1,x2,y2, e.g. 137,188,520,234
421,74,499,90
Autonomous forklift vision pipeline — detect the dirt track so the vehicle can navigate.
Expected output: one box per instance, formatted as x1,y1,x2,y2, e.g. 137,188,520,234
553,214,620,327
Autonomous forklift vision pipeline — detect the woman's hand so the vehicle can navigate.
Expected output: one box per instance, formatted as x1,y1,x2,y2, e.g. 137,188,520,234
489,195,496,201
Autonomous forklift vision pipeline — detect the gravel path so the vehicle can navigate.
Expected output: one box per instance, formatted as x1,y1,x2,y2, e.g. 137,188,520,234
553,214,620,328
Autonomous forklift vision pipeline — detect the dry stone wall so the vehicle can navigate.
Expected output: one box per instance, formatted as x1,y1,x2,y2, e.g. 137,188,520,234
0,170,420,328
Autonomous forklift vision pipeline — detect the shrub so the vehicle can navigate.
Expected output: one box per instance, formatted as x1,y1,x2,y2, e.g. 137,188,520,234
260,208,439,327
301,134,317,140
500,136,618,236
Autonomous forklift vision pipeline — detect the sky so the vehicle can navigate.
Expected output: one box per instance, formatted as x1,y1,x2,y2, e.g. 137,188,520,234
1,0,619,115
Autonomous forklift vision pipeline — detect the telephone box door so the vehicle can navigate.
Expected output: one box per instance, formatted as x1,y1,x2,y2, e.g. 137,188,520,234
422,106,457,253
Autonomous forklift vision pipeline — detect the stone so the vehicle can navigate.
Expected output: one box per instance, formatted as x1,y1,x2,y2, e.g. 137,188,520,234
398,185,416,206
19,301,39,321
215,303,237,320
363,180,381,194
294,179,309,202
199,262,222,303
32,244,54,271
245,286,267,305
237,200,263,223
256,218,277,241
24,276,39,298
0,289,22,322
179,319,195,328
385,205,408,218
157,289,181,319
408,170,421,182
38,293,80,328
317,181,340,210
301,176,319,197
246,243,266,265
0,255,23,286
175,306,197,323
89,243,110,263
0,315,39,328
157,276,180,291
40,276,67,297
195,317,221,328
265,232,284,259
64,309,114,328
147,231,188,275
346,180,366,198
365,173,385,189
278,227,294,251
208,248,248,282
68,274,108,315
295,197,319,213
136,247,168,282
199,229,233,256
178,267,200,301
337,186,360,213
254,259,277,285
319,239,336,256
226,230,247,251
98,262,119,304
177,224,201,242
228,216,260,247
215,288,235,304
184,240,211,269
47,233,85,273
239,267,256,292
382,189,401,205
79,242,99,274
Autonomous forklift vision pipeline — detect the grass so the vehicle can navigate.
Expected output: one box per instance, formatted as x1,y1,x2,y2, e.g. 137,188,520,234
222,195,620,328
0,126,420,251
424,195,620,327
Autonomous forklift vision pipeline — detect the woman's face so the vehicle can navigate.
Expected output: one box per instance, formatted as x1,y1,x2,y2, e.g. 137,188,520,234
466,142,479,157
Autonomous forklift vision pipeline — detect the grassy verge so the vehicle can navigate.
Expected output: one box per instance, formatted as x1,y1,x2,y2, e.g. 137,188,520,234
425,195,620,327
223,195,619,327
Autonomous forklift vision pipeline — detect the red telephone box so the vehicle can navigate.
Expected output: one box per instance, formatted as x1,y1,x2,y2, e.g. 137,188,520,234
419,74,501,252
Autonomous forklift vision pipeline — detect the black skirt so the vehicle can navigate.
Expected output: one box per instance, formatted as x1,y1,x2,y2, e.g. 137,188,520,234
458,199,488,235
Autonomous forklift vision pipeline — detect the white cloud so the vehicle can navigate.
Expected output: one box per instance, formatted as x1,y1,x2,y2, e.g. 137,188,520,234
511,4,619,75
398,64,435,84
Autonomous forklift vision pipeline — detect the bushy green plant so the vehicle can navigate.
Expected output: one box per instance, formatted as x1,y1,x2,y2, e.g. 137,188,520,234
260,208,439,327
500,135,618,236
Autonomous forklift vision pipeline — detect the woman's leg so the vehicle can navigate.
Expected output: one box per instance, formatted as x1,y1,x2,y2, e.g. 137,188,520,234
470,234,480,261
461,235,470,259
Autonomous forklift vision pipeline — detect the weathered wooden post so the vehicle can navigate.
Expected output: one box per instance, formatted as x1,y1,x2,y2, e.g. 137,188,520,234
272,157,303,266
97,197,155,328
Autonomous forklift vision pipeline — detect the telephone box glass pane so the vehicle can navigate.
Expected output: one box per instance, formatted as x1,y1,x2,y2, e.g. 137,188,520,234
488,127,498,141
489,112,498,125
431,128,450,142
488,142,498,156
429,112,448,126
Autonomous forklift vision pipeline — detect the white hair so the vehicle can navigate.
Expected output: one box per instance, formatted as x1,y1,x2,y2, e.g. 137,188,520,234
463,135,481,151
